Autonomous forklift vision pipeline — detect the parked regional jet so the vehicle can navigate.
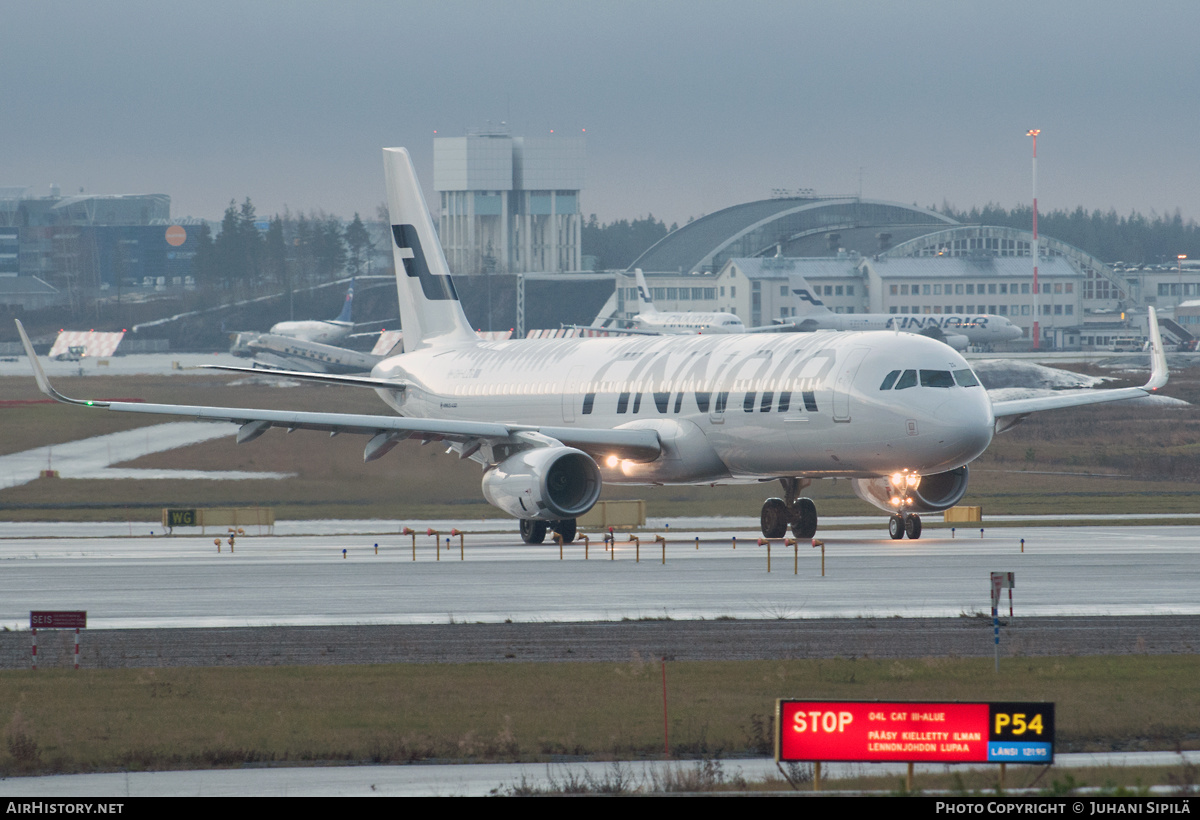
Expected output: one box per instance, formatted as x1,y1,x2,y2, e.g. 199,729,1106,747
607,269,747,335
15,148,1169,544
267,281,356,345
780,274,1025,350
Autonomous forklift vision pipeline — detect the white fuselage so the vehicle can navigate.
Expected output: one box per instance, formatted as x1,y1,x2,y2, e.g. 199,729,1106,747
794,313,1023,346
631,311,745,335
266,319,353,345
371,330,994,485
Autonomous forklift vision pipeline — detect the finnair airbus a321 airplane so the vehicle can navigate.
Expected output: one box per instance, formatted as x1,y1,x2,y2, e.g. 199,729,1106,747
782,275,1024,350
16,148,1169,544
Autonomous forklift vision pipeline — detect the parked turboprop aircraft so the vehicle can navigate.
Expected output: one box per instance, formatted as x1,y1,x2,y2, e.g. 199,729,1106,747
234,333,383,375
780,274,1025,349
15,148,1168,544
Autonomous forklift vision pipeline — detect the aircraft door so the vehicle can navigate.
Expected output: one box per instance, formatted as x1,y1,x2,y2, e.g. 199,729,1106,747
562,365,585,423
831,347,869,423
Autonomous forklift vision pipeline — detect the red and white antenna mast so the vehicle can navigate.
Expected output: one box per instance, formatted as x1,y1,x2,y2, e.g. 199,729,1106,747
1027,129,1041,350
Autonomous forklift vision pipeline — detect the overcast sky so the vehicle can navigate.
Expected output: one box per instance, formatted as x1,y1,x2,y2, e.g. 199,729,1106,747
4,1,1198,227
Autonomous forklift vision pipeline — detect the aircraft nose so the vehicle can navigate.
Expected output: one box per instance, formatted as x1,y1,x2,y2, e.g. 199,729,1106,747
881,388,993,474
933,390,994,464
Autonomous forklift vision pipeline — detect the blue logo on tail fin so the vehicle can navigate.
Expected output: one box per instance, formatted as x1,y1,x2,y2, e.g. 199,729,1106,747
335,282,354,323
392,225,459,301
792,288,825,307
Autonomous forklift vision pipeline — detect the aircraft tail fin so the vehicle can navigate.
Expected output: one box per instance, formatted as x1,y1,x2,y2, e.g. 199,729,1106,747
786,273,833,316
633,268,657,315
383,148,477,351
334,280,354,325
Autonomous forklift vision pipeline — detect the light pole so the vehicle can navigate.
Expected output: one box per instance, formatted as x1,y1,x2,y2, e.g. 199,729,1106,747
1027,129,1041,350
1179,255,1187,307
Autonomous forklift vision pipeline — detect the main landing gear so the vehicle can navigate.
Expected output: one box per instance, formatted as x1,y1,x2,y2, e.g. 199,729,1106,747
888,513,923,540
760,477,818,539
520,518,577,545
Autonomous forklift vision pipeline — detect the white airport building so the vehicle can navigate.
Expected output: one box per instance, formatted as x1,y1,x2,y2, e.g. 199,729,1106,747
610,198,1199,350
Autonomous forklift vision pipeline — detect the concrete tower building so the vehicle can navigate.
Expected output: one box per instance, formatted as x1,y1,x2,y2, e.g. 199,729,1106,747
434,128,584,274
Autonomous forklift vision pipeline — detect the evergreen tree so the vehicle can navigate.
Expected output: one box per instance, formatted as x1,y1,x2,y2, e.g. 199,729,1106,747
344,212,372,276
582,214,673,269
315,215,347,280
941,203,1200,265
190,221,216,289
213,200,241,291
263,215,287,287
237,197,264,291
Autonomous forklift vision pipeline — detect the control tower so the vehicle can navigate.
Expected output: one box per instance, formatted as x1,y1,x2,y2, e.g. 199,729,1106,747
434,127,584,274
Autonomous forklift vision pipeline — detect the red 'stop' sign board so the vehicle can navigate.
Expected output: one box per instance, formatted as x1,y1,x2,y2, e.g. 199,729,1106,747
776,700,1054,764
30,611,87,629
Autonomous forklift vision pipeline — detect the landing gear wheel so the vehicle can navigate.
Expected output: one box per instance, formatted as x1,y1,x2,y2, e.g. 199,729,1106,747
550,519,577,544
791,497,818,540
760,498,789,538
888,514,905,540
519,518,547,545
904,513,922,540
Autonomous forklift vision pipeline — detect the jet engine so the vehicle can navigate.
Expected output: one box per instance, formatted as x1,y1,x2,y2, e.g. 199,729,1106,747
850,466,969,514
481,446,602,521
918,326,969,351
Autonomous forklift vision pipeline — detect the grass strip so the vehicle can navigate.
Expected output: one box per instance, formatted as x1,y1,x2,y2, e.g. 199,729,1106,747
2,655,1196,777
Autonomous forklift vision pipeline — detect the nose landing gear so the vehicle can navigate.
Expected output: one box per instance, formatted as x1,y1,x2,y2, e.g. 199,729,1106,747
888,512,923,540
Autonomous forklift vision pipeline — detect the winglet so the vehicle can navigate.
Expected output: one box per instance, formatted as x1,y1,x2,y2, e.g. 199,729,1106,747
1144,306,1168,390
14,320,107,408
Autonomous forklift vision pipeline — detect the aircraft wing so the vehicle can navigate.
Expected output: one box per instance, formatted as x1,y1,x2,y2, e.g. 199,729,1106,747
200,364,405,391
743,321,799,334
990,307,1169,431
14,320,661,462
560,323,661,337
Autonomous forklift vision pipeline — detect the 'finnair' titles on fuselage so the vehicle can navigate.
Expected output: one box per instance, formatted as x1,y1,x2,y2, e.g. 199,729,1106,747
371,328,994,483
785,277,1023,348
799,312,1014,337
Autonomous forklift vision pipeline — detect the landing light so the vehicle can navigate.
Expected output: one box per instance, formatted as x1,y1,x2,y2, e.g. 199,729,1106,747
605,455,620,468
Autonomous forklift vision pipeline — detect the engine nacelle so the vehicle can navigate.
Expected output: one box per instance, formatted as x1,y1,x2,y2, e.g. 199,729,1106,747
481,446,602,521
851,466,970,514
918,326,970,351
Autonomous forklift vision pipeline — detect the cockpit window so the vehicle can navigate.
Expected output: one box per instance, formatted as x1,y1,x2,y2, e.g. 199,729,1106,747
879,370,901,390
920,370,955,388
894,369,918,390
953,369,980,387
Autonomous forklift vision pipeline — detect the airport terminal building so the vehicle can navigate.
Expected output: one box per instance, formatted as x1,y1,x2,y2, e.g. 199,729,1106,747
613,196,1197,349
